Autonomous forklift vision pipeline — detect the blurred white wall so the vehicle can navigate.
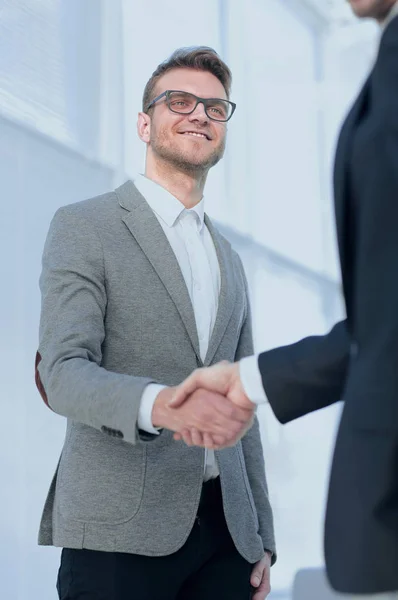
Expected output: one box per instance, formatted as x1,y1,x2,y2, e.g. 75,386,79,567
0,0,378,598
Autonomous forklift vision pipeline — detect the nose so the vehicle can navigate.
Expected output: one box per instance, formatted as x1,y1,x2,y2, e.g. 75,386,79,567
188,101,209,124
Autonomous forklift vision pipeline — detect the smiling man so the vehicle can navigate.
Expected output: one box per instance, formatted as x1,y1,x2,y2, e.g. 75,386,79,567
35,47,276,600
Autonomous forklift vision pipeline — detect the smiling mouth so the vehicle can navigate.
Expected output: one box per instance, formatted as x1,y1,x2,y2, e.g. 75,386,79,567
180,131,210,140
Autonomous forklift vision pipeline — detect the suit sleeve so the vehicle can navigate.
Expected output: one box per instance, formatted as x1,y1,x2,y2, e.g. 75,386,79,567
258,320,350,424
36,206,157,445
235,257,277,562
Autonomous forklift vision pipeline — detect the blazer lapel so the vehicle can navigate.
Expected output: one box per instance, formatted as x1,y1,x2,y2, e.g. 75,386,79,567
334,76,370,276
115,181,201,361
204,216,237,366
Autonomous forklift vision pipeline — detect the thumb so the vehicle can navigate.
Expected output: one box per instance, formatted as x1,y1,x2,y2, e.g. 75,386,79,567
251,571,262,588
168,372,201,408
168,393,187,408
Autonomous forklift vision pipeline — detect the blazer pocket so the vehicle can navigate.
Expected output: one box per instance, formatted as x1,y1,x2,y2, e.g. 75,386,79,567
57,426,146,524
236,444,259,529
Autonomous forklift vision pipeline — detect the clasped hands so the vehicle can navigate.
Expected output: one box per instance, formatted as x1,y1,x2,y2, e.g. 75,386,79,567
152,362,255,450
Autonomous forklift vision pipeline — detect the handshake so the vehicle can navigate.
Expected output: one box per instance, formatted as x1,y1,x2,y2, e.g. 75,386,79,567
152,361,255,450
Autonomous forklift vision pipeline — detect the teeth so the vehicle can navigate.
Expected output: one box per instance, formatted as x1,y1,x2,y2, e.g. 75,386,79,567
184,132,206,138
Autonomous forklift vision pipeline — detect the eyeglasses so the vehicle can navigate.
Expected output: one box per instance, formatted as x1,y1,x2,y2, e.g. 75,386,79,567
146,90,236,122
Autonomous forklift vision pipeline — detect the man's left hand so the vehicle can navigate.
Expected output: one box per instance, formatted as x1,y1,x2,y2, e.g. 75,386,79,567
251,552,272,600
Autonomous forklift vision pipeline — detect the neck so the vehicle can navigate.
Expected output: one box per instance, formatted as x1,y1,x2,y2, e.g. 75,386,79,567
377,0,397,23
145,158,207,209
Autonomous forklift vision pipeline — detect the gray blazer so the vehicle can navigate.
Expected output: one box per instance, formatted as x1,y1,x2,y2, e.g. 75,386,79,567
36,181,276,563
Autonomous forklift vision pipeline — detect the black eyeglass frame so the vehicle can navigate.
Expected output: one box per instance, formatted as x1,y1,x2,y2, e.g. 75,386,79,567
145,90,236,122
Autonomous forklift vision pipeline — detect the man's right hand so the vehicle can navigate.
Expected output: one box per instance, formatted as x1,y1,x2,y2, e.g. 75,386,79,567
152,386,255,449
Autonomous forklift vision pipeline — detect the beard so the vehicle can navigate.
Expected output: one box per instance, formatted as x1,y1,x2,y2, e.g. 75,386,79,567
149,126,226,175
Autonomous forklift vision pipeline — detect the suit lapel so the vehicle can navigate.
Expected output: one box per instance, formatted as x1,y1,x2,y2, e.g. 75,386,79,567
203,216,237,366
115,181,201,361
334,76,370,293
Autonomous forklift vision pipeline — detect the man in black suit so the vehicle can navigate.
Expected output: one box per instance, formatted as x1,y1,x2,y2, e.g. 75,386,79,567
170,0,398,596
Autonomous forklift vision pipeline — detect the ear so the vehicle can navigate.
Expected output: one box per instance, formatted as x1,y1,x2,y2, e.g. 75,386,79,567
137,112,151,143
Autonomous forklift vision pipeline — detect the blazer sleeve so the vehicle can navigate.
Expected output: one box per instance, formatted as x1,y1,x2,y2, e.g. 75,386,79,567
235,257,277,562
258,320,350,424
36,206,156,445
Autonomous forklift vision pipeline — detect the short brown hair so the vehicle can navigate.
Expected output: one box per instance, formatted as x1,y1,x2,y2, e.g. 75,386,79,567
142,46,232,112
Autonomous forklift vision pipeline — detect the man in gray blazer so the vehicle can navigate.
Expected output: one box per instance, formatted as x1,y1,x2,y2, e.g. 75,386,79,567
35,46,275,600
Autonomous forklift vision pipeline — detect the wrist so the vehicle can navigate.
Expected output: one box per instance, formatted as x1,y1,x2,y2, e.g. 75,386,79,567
152,387,176,429
265,550,273,564
231,363,254,410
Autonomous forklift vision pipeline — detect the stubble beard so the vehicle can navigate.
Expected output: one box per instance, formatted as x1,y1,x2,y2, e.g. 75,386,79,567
150,128,226,176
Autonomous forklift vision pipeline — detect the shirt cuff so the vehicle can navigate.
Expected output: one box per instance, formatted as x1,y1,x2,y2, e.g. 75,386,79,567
138,384,166,434
239,355,268,405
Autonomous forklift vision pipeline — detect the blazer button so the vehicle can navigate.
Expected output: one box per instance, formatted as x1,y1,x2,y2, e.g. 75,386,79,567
350,342,359,359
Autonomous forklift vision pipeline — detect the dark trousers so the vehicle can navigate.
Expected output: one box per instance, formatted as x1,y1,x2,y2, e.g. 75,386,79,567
57,477,254,599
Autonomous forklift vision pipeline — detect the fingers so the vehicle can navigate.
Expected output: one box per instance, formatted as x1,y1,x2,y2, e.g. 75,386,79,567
179,429,194,446
169,380,253,447
188,429,224,450
202,432,217,450
251,573,261,588
180,412,250,447
169,371,203,408
174,429,232,450
252,579,271,600
251,564,263,589
190,428,205,447
211,396,254,423
251,560,271,600
169,363,233,408
186,388,253,434
207,433,231,448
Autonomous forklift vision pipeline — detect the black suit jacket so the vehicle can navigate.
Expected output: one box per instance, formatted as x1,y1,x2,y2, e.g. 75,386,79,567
258,17,398,595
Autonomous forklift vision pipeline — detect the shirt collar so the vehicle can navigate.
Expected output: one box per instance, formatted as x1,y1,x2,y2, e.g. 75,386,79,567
186,198,205,231
381,1,398,32
134,174,205,230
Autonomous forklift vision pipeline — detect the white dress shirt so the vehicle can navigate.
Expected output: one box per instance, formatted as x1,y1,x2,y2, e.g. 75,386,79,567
239,354,268,405
135,174,221,480
239,3,398,407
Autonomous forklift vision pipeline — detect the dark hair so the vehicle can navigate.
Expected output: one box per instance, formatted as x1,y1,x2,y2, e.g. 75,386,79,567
142,46,232,112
